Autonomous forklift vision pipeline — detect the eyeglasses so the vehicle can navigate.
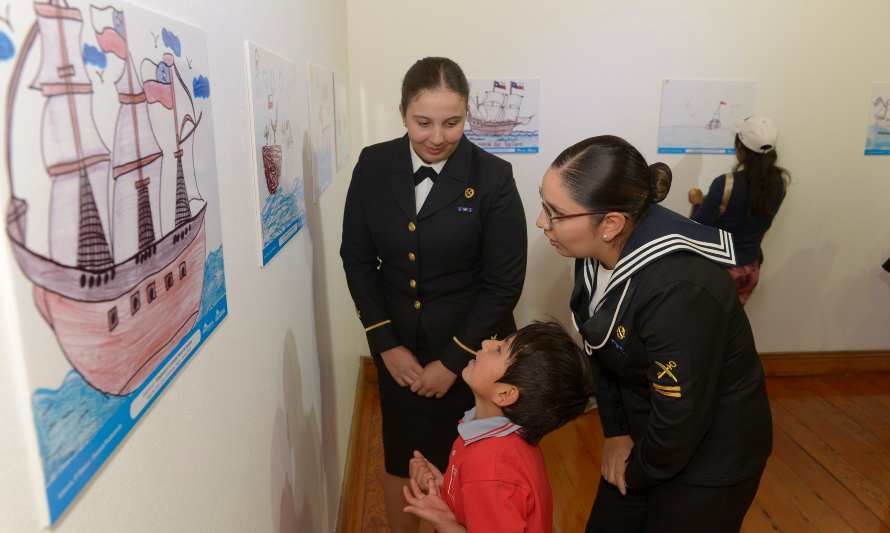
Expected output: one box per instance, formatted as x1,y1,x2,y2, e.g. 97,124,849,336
538,187,627,229
540,202,617,229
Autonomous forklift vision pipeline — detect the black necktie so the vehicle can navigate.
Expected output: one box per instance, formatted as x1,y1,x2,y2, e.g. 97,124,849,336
413,165,437,186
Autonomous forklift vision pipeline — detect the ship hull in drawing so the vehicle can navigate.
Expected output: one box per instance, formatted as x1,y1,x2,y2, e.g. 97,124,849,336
467,115,531,136
262,144,282,194
7,200,208,395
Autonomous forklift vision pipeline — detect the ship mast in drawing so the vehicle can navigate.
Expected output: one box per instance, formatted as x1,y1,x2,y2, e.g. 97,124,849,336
5,0,208,396
705,100,726,130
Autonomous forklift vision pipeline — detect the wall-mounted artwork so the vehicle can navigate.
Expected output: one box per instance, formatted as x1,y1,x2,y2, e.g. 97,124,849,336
865,82,890,155
308,63,334,202
465,78,540,154
1,1,228,523
333,70,350,171
658,79,756,155
246,42,306,265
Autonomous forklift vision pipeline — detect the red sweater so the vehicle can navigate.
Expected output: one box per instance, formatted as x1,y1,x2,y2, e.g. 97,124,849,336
440,412,553,532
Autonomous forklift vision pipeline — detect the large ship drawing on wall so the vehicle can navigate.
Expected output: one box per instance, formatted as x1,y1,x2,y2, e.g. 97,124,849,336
5,0,207,396
467,80,534,136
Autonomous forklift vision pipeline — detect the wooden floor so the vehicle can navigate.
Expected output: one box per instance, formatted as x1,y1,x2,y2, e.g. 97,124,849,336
350,373,890,532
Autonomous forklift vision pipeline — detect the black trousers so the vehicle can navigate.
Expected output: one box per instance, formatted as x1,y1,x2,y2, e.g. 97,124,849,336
374,329,474,477
585,473,762,533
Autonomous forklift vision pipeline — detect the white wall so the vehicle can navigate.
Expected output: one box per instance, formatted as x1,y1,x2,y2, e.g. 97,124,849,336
343,0,890,355
0,0,352,531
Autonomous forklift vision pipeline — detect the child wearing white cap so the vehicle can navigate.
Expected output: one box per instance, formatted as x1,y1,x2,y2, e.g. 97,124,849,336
688,115,790,305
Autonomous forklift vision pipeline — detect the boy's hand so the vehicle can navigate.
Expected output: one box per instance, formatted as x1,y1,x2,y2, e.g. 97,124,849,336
688,187,704,206
380,346,424,387
409,450,444,492
410,361,457,398
602,435,633,496
403,478,465,533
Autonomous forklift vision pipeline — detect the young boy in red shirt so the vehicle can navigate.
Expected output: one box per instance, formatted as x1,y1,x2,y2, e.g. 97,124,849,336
403,321,593,532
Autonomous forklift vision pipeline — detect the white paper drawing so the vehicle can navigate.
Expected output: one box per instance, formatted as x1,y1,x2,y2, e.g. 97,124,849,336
865,82,890,155
658,80,756,154
246,43,306,265
465,78,539,154
308,63,334,201
2,1,227,522
333,71,350,171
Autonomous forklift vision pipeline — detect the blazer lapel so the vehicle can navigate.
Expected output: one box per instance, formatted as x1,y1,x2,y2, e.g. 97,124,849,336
389,136,417,218
417,136,472,221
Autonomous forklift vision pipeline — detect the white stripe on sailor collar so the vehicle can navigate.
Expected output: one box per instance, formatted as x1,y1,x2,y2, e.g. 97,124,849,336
602,229,736,298
582,230,735,352
458,407,522,445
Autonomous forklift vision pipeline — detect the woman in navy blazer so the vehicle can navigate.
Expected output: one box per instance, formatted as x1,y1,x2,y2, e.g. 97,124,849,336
340,57,526,532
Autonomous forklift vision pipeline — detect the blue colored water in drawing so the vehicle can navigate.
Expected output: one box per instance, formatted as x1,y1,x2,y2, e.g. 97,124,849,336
161,28,181,56
0,32,15,61
261,182,305,265
32,373,126,485
82,44,107,69
864,125,890,155
193,75,210,99
200,245,227,317
32,246,227,492
657,126,736,154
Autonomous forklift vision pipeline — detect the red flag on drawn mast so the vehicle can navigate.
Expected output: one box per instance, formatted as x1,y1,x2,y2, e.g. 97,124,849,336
143,54,175,110
92,6,128,60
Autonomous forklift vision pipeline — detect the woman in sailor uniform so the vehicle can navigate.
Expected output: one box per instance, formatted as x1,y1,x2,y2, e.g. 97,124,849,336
341,57,527,533
537,136,772,533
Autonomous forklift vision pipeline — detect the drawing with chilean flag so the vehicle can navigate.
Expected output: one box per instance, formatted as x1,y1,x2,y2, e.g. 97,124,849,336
465,78,539,154
3,1,228,524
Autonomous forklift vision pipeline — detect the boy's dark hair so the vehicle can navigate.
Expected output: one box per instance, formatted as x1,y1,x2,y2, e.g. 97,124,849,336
500,321,594,445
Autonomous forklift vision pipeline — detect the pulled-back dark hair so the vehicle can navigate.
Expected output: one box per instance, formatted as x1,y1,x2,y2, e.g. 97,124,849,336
734,137,789,217
500,321,594,445
551,135,672,222
400,57,469,114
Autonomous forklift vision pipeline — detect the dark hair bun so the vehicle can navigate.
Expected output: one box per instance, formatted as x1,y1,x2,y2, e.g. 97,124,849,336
649,162,672,203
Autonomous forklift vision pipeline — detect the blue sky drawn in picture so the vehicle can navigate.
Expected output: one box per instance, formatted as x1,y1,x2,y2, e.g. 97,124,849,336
193,75,210,98
162,27,181,56
0,32,14,61
82,43,107,69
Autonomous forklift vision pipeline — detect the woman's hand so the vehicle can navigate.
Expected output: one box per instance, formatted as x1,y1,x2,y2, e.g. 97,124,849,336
410,360,457,398
380,346,424,387
409,450,444,493
688,187,704,206
602,435,634,496
403,478,465,533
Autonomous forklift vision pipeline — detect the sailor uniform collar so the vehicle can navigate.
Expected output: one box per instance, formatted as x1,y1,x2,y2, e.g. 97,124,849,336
457,407,522,446
572,204,736,351
604,204,736,296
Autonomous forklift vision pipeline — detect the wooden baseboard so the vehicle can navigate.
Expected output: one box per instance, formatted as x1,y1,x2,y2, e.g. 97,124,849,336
761,350,890,377
334,352,889,530
336,357,377,533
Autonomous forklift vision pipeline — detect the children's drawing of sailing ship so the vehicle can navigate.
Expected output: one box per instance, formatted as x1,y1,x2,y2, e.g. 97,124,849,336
5,0,209,396
467,80,534,136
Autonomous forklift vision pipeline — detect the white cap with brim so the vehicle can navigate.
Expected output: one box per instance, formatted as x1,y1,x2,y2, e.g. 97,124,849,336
735,115,778,154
